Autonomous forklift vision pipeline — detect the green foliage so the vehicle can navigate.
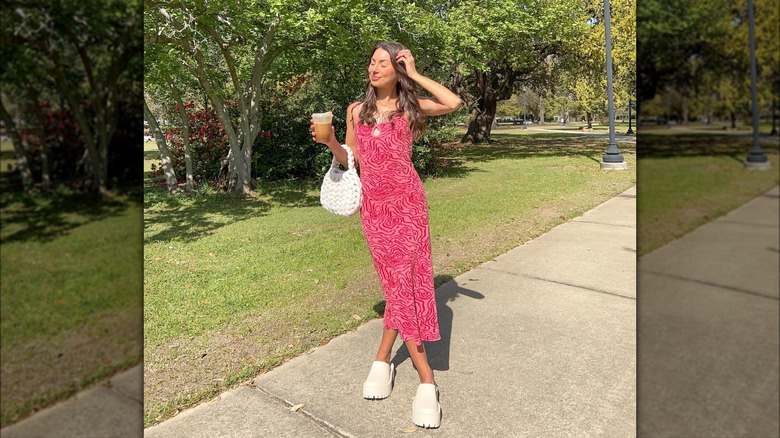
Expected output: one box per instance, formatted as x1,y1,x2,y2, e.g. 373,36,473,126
637,0,778,125
414,113,463,176
157,105,230,183
2,0,143,193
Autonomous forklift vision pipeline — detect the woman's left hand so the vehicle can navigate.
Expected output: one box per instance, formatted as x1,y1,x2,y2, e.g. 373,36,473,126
396,49,418,79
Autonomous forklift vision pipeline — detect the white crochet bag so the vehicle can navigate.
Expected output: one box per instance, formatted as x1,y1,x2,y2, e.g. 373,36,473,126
320,144,362,217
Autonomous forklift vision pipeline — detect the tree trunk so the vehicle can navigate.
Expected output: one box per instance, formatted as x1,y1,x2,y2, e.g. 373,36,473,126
26,91,51,190
170,87,194,192
682,94,689,125
462,79,498,144
143,98,178,192
538,94,545,125
462,108,496,143
586,111,593,129
0,100,34,192
730,112,736,129
229,133,253,194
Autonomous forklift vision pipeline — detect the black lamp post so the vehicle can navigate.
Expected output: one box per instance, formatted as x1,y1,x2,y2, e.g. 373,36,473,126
600,0,627,170
745,0,770,169
627,99,634,134
771,98,777,135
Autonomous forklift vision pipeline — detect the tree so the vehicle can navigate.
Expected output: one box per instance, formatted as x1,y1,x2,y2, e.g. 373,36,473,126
445,0,586,143
144,0,395,193
0,98,34,192
566,0,636,129
2,0,143,195
637,0,732,113
144,45,198,191
143,97,178,192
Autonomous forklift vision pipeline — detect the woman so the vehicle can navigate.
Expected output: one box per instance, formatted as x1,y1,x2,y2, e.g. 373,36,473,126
311,41,461,428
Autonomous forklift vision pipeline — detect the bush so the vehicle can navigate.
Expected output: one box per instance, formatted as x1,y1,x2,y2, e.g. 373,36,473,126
413,114,462,177
157,103,231,184
252,115,332,182
20,103,87,189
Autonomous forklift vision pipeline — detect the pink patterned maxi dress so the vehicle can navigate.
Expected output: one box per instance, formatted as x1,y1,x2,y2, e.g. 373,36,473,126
354,114,440,346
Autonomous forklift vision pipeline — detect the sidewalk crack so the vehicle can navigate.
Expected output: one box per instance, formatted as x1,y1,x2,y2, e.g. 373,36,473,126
110,385,142,404
252,386,352,438
640,270,779,301
476,266,636,300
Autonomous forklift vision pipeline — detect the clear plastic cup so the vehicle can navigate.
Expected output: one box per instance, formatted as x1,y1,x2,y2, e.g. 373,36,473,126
312,111,333,142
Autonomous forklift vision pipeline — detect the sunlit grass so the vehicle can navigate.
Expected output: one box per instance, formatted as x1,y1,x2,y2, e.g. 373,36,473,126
0,191,142,426
637,134,779,256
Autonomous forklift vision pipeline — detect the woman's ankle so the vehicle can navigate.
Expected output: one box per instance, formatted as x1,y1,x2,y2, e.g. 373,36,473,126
374,353,391,363
418,370,435,385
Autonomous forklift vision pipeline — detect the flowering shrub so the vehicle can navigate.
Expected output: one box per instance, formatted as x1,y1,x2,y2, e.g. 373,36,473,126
20,102,87,188
156,102,232,184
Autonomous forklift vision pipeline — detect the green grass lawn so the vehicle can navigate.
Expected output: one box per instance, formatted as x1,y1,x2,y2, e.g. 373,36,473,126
0,180,143,427
637,134,779,256
638,122,776,135
143,132,636,426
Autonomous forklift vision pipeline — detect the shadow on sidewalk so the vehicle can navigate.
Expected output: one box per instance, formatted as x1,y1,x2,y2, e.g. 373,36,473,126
388,275,485,372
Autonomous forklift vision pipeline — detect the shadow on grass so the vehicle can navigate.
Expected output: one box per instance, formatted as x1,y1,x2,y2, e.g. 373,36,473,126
144,133,635,244
143,179,272,244
0,149,16,161
434,133,630,175
638,134,780,162
256,180,321,209
143,176,328,244
144,149,160,161
0,173,135,245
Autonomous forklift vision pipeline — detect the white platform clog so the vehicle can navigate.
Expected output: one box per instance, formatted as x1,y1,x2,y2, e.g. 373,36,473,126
412,383,441,428
362,361,394,400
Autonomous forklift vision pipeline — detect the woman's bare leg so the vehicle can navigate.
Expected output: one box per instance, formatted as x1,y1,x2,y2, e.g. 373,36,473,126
375,328,398,363
405,340,435,384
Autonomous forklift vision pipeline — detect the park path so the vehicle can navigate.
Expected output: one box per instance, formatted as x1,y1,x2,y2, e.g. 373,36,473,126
638,185,780,437
523,125,636,143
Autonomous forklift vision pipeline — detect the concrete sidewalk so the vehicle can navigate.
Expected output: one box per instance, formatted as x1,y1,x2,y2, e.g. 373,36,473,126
638,186,780,437
145,187,637,438
0,365,143,438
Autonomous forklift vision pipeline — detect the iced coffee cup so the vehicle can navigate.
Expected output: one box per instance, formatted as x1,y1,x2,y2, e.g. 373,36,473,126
312,111,333,143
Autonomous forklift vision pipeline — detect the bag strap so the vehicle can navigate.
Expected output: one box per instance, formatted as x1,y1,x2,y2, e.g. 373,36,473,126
331,144,355,170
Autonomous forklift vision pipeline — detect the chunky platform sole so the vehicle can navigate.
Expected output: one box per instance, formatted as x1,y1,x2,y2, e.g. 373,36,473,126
362,361,394,400
412,383,441,428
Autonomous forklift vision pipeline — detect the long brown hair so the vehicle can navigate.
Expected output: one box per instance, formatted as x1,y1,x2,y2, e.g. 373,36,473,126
358,41,427,141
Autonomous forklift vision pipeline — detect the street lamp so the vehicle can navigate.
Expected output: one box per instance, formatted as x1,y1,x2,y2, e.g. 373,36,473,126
600,0,627,170
744,0,770,169
627,99,634,134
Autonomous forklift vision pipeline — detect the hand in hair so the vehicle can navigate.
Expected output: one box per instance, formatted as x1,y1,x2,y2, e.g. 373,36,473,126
396,49,418,80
